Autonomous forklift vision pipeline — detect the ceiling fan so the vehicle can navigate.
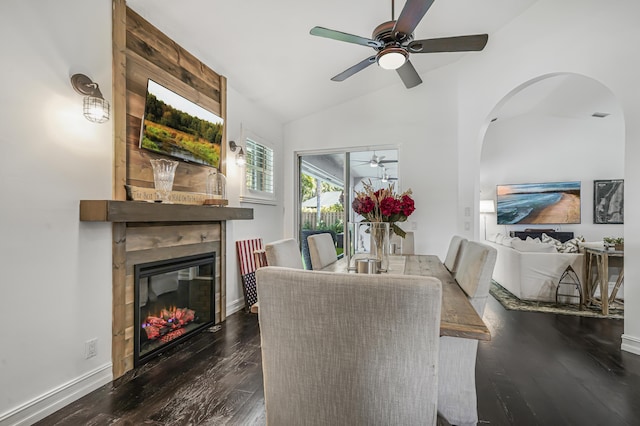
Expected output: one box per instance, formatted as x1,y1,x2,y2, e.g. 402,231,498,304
310,0,489,88
354,152,399,168
373,165,399,182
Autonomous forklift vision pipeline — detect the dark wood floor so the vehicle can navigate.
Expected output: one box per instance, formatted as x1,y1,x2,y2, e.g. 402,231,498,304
38,296,640,425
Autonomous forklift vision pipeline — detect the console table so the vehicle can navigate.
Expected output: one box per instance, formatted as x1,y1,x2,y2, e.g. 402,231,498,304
582,246,624,315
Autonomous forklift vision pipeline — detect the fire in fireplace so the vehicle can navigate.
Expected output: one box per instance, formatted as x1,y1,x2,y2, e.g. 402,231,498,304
134,252,216,366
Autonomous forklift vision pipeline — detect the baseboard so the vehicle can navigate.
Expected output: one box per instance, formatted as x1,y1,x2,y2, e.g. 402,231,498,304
226,297,246,315
0,363,112,426
621,334,640,356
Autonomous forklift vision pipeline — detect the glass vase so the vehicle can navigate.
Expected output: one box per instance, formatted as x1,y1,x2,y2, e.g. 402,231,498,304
206,169,227,199
150,159,179,203
345,222,390,273
369,222,390,272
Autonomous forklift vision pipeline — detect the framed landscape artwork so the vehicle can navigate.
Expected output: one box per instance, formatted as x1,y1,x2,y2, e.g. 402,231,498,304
593,179,624,224
496,181,581,225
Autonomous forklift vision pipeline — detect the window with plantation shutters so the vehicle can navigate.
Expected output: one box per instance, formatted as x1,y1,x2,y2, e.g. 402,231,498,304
240,135,277,205
246,139,273,193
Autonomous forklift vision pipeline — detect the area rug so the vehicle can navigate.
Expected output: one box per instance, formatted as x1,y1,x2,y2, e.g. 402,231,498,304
490,281,624,320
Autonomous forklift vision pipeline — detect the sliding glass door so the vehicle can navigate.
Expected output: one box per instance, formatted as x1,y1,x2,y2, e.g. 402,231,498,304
297,148,398,268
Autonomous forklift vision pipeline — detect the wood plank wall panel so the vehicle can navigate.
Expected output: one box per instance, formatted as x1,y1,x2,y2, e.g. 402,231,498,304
125,223,222,252
113,0,127,201
109,2,230,378
124,7,226,193
117,223,223,373
112,222,128,378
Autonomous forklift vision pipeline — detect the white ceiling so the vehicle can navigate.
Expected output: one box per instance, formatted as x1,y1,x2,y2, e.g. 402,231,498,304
126,0,538,123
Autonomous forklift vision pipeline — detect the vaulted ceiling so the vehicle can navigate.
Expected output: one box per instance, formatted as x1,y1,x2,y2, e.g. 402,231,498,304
127,0,538,123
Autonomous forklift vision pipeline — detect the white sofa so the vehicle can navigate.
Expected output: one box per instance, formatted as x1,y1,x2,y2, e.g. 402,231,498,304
484,234,584,302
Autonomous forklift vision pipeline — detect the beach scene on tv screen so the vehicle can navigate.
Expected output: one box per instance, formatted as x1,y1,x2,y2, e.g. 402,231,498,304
140,79,223,168
497,181,581,225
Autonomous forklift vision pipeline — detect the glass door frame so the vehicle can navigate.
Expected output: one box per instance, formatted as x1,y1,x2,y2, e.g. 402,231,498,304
294,145,399,251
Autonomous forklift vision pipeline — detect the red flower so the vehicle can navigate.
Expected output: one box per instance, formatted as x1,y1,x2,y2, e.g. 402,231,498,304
401,194,415,216
380,196,401,217
352,196,375,215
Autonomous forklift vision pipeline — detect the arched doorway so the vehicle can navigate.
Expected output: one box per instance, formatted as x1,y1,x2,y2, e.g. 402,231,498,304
480,73,624,240
479,72,625,308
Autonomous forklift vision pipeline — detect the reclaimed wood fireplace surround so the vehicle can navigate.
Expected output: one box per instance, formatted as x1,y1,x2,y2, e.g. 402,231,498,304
79,2,253,379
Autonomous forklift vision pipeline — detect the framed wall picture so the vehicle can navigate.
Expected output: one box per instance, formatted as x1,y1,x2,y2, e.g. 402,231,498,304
593,179,624,224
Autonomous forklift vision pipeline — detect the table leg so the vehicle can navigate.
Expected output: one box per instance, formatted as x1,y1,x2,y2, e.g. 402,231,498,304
609,269,624,302
582,252,589,307
601,253,609,316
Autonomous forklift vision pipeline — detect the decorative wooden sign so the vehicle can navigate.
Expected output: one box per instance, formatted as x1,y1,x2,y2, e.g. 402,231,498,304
125,185,227,206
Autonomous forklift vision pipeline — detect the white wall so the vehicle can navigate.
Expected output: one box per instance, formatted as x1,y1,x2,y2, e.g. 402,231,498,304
481,106,624,241
453,0,640,354
284,66,461,259
0,1,286,424
225,86,285,313
0,1,113,424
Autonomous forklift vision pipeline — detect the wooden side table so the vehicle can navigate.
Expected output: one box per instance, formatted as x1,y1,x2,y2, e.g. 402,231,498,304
582,246,624,315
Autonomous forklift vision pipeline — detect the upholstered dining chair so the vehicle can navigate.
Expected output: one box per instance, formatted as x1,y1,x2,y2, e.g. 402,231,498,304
438,240,497,426
264,238,304,269
307,233,338,270
389,231,415,255
443,235,467,273
256,266,443,425
301,229,337,269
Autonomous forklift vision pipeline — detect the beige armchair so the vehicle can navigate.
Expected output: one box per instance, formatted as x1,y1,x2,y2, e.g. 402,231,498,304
256,267,443,425
438,240,497,426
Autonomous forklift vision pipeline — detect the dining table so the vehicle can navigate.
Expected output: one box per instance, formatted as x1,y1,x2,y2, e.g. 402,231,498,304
321,254,491,341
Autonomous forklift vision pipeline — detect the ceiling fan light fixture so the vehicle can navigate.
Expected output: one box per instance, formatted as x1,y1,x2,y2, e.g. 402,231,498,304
376,47,407,70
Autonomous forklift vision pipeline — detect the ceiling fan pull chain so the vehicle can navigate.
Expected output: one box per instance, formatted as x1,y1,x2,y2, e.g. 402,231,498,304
391,0,395,21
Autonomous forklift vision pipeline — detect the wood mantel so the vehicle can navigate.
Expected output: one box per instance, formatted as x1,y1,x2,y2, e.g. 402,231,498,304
80,200,253,222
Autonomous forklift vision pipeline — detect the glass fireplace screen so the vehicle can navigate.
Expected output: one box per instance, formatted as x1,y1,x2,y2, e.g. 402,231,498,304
134,252,215,366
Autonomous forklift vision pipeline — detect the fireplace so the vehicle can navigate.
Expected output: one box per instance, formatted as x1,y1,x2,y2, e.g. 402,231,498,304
134,252,216,366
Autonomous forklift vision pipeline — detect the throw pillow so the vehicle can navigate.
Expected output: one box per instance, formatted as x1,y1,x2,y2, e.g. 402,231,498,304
486,233,497,243
525,236,542,243
558,236,584,253
541,233,563,250
502,236,515,247
511,239,557,253
495,233,505,244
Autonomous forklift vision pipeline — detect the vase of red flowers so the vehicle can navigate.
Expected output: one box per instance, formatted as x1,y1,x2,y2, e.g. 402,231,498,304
352,180,416,237
350,180,416,271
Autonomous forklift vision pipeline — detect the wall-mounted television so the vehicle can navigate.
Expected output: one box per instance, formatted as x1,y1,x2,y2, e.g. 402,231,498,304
496,181,581,225
139,79,223,168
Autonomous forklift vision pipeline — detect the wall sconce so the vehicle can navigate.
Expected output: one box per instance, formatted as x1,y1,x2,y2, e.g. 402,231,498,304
70,73,110,124
229,140,246,166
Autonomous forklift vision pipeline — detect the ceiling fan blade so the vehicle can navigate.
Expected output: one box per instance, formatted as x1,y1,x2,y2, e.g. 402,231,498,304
331,56,377,82
408,34,489,53
310,26,382,48
396,60,422,89
393,0,436,37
